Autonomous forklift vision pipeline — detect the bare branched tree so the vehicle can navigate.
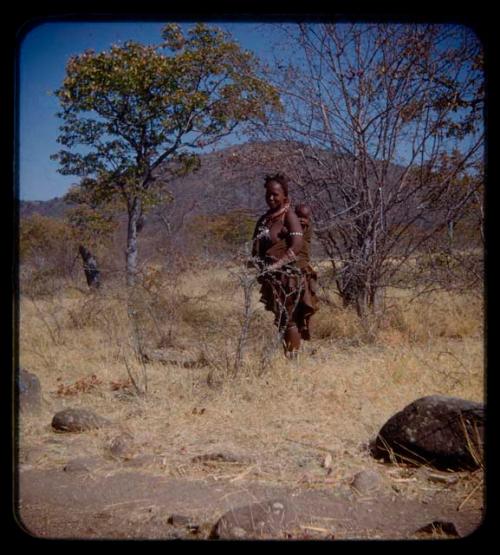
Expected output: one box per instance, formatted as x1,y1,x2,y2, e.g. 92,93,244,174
251,23,484,317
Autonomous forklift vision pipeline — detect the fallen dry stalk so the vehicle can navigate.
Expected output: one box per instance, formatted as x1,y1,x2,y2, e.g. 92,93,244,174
299,525,332,533
229,465,258,483
457,480,483,512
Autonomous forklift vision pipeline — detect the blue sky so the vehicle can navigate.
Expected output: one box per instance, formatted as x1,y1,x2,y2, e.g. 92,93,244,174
18,21,482,201
17,21,280,201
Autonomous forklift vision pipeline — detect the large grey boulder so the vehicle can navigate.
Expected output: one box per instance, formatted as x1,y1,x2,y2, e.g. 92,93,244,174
371,396,484,470
51,408,111,432
18,368,42,413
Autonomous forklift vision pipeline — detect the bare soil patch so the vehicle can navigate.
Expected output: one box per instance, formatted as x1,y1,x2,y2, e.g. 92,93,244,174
16,456,483,540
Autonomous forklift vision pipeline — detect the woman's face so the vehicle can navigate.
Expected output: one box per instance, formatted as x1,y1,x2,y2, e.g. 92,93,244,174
265,181,287,210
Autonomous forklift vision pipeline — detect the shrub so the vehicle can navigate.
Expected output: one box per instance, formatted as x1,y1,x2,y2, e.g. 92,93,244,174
20,214,78,296
187,209,256,258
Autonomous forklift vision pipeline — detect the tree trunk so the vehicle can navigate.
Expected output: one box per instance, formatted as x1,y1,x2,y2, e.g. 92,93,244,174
336,264,384,319
126,196,142,286
78,245,101,289
447,220,454,242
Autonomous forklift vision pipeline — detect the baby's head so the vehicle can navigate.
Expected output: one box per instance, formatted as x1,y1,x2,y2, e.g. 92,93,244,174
295,203,311,227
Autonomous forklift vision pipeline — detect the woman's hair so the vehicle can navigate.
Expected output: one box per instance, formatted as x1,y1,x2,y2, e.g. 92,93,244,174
264,173,289,197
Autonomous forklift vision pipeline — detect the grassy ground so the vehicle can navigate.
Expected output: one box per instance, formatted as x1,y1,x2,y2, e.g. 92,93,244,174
18,260,484,500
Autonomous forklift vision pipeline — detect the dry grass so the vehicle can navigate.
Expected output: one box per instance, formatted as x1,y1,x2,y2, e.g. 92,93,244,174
17,261,484,498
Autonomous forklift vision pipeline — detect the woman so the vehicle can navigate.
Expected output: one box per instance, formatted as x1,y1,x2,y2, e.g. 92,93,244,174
252,174,319,359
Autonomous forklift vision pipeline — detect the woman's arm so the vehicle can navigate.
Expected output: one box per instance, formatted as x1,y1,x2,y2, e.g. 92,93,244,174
285,209,304,255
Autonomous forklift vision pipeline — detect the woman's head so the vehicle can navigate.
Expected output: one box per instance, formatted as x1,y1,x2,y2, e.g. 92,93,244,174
264,173,289,210
264,173,289,196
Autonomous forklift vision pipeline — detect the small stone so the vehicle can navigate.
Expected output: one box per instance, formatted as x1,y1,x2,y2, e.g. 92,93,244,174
51,408,111,432
63,459,90,473
108,432,136,460
18,368,42,414
351,469,383,494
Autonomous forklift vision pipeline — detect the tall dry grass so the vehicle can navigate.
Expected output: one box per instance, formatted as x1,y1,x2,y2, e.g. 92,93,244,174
17,259,484,487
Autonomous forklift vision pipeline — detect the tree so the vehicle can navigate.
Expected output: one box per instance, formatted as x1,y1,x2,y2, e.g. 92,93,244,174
78,245,101,289
251,23,484,316
52,23,281,285
64,183,120,287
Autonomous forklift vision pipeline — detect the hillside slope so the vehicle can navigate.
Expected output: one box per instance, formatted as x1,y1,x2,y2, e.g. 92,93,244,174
20,141,291,221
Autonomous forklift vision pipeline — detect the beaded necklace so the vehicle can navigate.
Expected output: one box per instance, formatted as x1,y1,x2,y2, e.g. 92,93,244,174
265,201,290,224
255,201,291,240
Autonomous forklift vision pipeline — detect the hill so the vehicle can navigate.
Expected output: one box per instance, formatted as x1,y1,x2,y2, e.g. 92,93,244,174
20,197,72,219
19,140,481,260
19,141,292,222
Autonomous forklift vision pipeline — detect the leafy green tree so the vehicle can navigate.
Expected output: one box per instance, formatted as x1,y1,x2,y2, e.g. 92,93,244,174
52,23,281,284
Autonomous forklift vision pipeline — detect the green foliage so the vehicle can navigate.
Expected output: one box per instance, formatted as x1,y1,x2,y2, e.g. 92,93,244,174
63,182,119,250
51,23,282,204
51,23,281,281
66,205,117,247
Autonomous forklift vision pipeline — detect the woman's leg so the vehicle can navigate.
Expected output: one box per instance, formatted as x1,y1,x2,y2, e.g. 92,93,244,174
276,274,302,358
284,324,301,356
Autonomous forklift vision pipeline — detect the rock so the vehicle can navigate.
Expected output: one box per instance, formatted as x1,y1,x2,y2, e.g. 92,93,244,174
210,499,297,539
51,408,112,432
18,368,42,413
63,456,108,473
107,432,136,460
351,470,383,494
372,396,484,470
63,457,94,473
